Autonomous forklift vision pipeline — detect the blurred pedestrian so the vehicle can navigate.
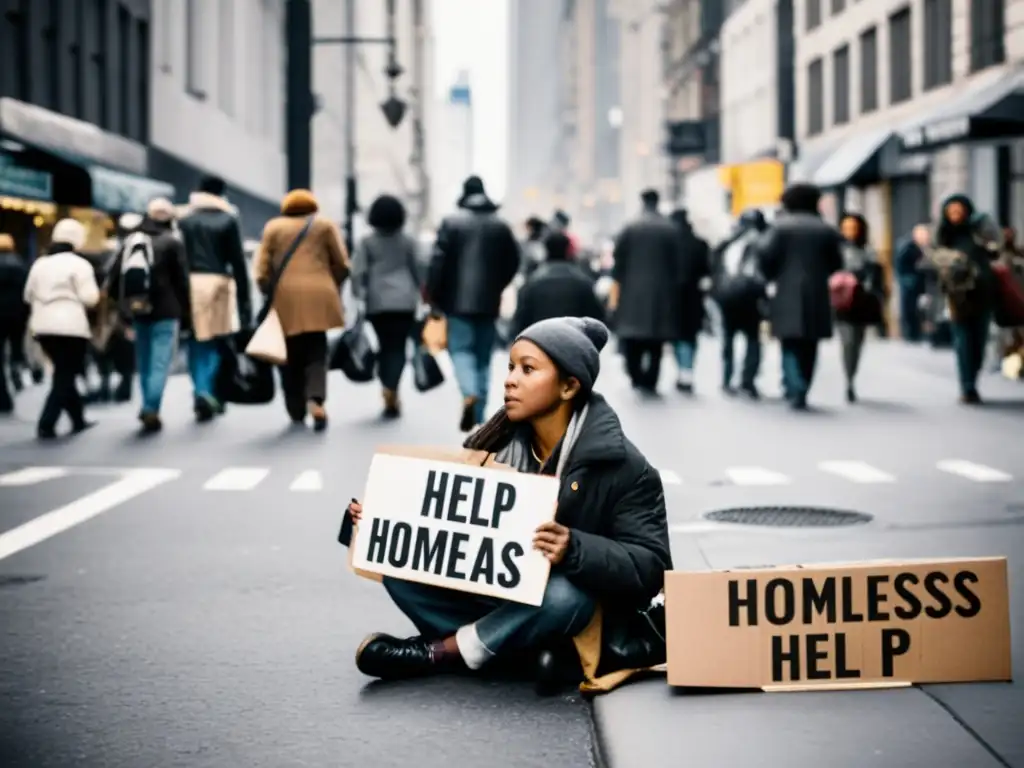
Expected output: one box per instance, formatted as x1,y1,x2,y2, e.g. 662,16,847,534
758,184,844,410
426,175,520,432
609,189,683,393
836,212,883,403
519,216,548,280
894,224,930,342
255,189,349,430
669,208,710,394
710,209,768,398
23,218,100,438
0,233,29,413
509,231,605,338
178,175,252,422
351,194,421,419
106,198,191,433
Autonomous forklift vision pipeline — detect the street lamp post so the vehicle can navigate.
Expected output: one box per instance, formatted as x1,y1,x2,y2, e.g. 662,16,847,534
311,0,407,254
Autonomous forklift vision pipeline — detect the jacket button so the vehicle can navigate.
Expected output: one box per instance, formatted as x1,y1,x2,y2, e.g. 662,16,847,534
570,481,579,491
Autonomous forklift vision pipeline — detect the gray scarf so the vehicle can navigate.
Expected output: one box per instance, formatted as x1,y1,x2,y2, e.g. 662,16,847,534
494,404,591,478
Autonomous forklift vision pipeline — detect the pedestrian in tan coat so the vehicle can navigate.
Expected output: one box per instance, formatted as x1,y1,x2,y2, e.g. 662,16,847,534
254,189,350,430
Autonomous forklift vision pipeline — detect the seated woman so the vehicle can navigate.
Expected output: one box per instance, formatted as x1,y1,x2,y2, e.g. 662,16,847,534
347,316,672,687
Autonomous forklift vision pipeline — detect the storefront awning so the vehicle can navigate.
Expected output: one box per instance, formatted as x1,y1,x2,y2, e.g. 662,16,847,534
813,127,895,189
898,66,1024,153
787,138,843,183
88,165,174,213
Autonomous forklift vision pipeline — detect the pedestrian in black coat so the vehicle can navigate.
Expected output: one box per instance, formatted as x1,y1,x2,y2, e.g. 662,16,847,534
509,232,605,338
757,184,844,409
611,189,684,391
0,234,28,412
349,317,671,693
668,208,710,393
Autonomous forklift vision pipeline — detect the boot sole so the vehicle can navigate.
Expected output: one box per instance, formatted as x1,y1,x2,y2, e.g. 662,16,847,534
355,632,385,674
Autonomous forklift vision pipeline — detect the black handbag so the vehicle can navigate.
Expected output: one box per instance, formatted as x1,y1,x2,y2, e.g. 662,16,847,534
412,345,444,392
329,314,377,382
597,595,667,676
215,329,276,404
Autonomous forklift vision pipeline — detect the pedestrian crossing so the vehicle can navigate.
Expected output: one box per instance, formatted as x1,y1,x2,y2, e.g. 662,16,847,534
1,459,1016,496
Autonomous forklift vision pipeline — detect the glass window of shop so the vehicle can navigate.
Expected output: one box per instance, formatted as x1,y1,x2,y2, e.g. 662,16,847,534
0,197,59,261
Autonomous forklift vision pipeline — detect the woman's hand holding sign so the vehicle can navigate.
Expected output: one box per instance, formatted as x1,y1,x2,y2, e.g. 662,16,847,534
348,499,362,523
534,520,571,565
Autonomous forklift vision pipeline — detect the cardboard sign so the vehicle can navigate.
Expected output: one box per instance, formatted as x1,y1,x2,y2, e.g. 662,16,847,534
666,557,1012,690
351,453,559,606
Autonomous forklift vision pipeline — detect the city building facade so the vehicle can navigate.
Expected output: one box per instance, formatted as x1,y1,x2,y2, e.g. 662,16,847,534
310,0,435,236
149,0,286,239
0,0,171,253
791,0,1023,242
433,71,473,217
505,0,563,229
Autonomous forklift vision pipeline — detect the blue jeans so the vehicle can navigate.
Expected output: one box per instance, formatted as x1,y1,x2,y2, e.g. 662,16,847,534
781,339,818,401
951,311,991,395
447,315,497,423
673,339,698,372
899,285,922,341
722,323,760,388
188,338,222,403
134,319,179,414
383,574,595,666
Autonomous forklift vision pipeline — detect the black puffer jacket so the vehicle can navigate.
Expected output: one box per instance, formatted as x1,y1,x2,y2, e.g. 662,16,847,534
509,261,605,338
107,217,192,327
0,248,28,325
426,193,520,317
469,394,672,608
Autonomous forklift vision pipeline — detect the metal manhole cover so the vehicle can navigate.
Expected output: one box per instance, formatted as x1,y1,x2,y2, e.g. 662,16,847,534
0,575,46,588
704,506,873,527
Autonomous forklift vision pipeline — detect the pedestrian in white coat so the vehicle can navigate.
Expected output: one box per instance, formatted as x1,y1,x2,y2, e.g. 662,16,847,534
23,218,101,439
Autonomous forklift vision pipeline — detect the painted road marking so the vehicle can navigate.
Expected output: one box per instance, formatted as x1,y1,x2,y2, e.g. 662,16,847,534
658,469,682,485
0,467,68,486
724,466,791,486
936,460,1012,483
203,468,270,491
818,461,895,484
289,470,323,492
0,469,180,561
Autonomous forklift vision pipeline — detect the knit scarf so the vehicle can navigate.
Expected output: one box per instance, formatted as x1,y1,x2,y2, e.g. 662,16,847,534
494,404,591,479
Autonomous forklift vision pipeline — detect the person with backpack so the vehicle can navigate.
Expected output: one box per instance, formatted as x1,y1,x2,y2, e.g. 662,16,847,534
350,194,422,419
931,194,1000,404
710,209,768,398
105,198,191,433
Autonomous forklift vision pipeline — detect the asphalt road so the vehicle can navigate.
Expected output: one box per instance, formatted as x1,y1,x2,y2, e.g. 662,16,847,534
0,334,1021,767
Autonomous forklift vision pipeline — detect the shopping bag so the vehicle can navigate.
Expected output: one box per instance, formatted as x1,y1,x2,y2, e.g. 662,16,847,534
422,315,447,354
329,315,377,382
992,262,1024,328
245,307,288,365
216,330,276,404
412,345,445,392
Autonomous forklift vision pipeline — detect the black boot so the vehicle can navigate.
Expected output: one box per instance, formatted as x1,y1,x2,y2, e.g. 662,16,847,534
355,633,437,680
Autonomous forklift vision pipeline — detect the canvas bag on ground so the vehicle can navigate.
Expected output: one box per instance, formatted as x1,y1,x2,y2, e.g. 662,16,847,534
246,217,314,365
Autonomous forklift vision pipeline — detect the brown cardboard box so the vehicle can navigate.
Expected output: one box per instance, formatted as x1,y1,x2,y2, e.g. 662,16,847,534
665,557,1012,691
347,446,515,583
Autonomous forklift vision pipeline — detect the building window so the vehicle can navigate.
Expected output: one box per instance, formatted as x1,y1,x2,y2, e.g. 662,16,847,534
805,0,821,31
888,7,912,104
923,0,953,90
218,0,235,115
859,26,878,113
93,0,110,129
43,0,59,111
71,2,84,118
118,5,131,137
831,0,845,14
970,0,1005,73
833,44,850,125
158,0,172,72
807,56,824,136
185,0,207,98
138,19,150,143
9,0,32,101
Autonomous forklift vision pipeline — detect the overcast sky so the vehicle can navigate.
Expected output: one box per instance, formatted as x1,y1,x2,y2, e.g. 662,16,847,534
432,0,508,199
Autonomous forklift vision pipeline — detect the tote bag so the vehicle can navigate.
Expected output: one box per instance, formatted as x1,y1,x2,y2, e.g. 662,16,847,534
245,217,314,365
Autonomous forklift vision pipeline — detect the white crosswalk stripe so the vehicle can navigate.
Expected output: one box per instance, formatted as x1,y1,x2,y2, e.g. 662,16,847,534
936,460,1012,483
818,461,895,484
202,467,270,491
289,470,323,492
0,467,68,486
724,466,791,486
658,469,682,485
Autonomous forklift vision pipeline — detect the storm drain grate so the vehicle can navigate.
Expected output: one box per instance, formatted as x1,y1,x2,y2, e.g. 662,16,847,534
704,506,873,528
0,575,46,589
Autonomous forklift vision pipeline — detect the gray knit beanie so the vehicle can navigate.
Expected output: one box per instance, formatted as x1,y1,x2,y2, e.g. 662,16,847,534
516,317,609,394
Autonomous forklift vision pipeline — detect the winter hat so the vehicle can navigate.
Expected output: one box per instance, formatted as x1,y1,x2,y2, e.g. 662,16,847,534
516,317,610,395
198,175,226,196
147,197,175,222
118,212,142,232
51,218,86,251
281,188,319,216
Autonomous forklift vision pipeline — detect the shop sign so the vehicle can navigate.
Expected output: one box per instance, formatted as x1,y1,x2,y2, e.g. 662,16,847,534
0,97,147,175
900,116,971,151
666,120,707,157
0,153,52,200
